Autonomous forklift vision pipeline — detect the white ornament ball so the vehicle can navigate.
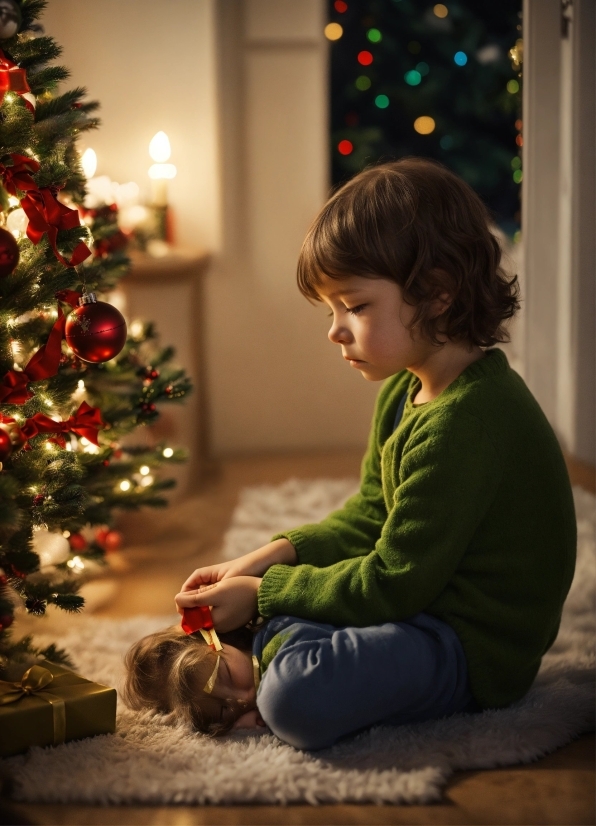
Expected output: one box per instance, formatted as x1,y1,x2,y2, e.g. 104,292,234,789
32,529,71,567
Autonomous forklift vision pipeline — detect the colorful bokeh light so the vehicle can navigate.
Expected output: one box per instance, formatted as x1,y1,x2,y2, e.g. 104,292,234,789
358,50,374,66
324,23,343,41
511,156,521,170
454,51,468,66
338,139,353,155
513,170,523,183
440,135,453,149
507,79,520,93
433,4,449,17
367,28,382,43
334,0,348,11
416,62,430,76
405,70,422,86
355,75,372,91
375,94,390,108
414,116,436,135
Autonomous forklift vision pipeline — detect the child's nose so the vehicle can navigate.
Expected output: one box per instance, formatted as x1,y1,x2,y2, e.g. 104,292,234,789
328,321,352,345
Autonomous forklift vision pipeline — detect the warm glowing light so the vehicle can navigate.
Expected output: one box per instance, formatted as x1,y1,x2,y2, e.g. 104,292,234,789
7,207,27,238
81,148,97,179
324,22,343,40
8,196,18,207
148,163,177,180
45,442,54,451
162,447,174,458
355,75,371,91
140,475,154,487
10,340,20,356
139,465,150,476
119,480,131,492
80,437,89,446
357,50,373,66
433,4,448,18
338,140,353,155
77,380,85,391
62,530,70,538
44,397,53,407
67,555,85,571
413,116,436,135
130,320,144,339
149,131,171,163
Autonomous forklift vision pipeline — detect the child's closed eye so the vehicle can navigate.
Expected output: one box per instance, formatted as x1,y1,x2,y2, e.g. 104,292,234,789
347,304,367,315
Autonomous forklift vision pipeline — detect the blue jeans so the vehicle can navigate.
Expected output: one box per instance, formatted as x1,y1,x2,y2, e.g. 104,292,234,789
253,614,473,750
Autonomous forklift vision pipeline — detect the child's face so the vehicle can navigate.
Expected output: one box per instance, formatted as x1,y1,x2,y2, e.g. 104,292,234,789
317,274,436,381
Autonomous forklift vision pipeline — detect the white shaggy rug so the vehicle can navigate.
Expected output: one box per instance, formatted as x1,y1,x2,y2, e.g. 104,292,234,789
3,481,594,805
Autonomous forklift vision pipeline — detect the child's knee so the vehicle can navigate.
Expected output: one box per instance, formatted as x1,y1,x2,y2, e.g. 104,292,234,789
256,673,336,750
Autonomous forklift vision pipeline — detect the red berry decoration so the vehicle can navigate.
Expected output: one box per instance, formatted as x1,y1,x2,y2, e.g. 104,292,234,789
0,428,12,462
32,493,45,506
104,530,122,551
0,614,13,630
0,226,19,277
65,293,127,364
141,402,156,413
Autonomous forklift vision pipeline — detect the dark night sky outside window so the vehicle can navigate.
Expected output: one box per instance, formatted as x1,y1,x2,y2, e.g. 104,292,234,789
329,0,522,236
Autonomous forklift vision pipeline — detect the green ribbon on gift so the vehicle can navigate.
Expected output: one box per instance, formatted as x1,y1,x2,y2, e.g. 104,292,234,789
0,664,72,746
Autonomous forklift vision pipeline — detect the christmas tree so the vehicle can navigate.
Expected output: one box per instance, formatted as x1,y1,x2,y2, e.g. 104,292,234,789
0,0,191,669
328,0,522,235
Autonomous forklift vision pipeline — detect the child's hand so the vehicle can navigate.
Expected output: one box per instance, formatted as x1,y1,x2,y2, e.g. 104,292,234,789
180,539,296,596
175,576,262,632
232,709,266,730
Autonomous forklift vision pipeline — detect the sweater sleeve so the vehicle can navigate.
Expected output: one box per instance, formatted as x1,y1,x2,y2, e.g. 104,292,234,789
258,410,503,626
270,373,410,568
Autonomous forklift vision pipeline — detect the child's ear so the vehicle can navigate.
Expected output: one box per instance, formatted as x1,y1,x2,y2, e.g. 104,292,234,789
427,269,454,318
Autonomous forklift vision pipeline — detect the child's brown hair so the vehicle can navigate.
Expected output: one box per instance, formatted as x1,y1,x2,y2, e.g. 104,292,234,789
122,625,254,736
297,157,520,347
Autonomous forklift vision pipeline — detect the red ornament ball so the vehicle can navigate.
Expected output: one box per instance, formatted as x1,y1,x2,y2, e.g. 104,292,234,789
0,226,19,277
65,293,127,364
0,428,13,462
68,533,87,551
104,530,122,551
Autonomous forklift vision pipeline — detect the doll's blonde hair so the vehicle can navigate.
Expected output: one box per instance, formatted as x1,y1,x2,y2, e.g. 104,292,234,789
122,625,252,735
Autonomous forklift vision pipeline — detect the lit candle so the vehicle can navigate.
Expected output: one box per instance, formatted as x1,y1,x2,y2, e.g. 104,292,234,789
148,131,176,207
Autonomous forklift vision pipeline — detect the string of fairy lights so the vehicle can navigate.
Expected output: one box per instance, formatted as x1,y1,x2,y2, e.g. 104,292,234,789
325,1,523,201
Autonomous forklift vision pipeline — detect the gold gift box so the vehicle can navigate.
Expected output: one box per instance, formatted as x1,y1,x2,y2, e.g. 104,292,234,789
0,659,117,758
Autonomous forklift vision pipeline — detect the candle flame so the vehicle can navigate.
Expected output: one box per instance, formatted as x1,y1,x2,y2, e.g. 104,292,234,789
149,131,171,163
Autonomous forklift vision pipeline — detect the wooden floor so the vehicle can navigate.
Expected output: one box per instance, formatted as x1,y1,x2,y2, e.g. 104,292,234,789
2,450,595,826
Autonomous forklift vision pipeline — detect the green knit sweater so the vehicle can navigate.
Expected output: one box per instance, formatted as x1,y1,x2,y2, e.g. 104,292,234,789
257,349,577,709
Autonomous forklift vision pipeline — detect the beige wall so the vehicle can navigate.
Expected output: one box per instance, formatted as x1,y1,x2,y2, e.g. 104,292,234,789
43,0,220,252
43,0,378,458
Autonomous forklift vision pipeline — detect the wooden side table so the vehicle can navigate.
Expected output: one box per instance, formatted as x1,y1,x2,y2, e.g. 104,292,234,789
118,247,211,499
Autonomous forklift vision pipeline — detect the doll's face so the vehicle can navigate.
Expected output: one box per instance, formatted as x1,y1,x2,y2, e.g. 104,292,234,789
211,644,256,706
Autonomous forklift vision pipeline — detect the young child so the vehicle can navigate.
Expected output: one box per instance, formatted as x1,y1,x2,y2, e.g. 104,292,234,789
172,158,577,747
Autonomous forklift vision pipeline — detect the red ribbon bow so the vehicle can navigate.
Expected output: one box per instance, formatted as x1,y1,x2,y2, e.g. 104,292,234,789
21,187,92,268
0,152,91,268
21,401,104,448
0,290,81,404
181,606,214,636
0,50,33,112
0,153,39,198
